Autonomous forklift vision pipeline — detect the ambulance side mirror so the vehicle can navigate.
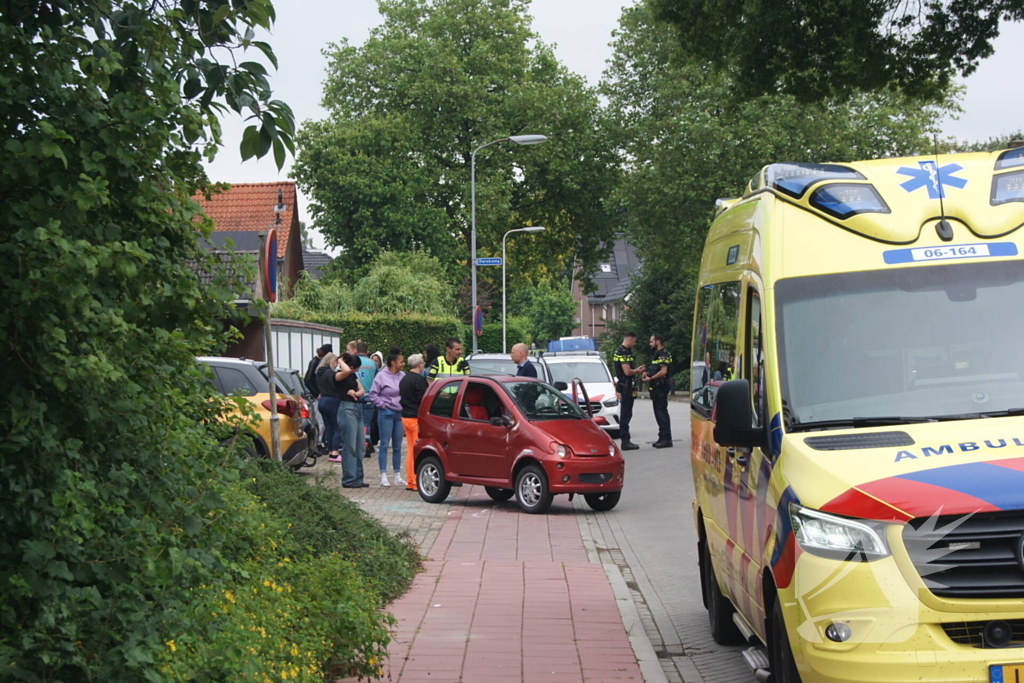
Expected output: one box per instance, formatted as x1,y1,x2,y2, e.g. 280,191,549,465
713,380,768,449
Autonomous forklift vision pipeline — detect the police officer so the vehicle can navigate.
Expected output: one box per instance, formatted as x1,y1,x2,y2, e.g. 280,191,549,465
613,332,645,451
642,333,672,448
427,337,470,382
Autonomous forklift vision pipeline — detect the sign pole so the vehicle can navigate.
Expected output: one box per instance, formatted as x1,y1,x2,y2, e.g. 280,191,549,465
259,231,281,462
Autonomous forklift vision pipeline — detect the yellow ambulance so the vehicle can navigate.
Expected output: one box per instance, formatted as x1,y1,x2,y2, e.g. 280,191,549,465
690,148,1024,683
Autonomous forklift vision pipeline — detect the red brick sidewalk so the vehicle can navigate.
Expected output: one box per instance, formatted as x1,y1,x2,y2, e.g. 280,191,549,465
346,485,645,683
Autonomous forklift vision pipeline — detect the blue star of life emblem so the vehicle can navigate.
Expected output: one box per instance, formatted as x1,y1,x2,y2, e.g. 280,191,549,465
896,161,968,199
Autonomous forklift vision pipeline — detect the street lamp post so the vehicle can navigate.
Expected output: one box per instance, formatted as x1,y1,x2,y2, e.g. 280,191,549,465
502,226,546,353
470,134,547,353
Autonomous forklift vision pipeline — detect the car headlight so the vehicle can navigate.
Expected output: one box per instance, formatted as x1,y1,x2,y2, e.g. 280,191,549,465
551,442,572,458
603,398,619,407
789,504,890,561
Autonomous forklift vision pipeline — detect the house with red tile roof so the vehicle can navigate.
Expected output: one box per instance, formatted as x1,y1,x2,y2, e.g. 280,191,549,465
193,181,305,299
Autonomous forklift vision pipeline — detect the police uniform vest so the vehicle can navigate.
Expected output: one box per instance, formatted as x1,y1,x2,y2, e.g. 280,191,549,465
613,345,637,394
649,348,672,387
429,355,470,380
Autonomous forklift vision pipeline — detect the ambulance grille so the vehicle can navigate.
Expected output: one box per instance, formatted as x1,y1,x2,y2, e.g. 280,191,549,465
941,619,1024,647
804,431,914,451
903,511,1024,599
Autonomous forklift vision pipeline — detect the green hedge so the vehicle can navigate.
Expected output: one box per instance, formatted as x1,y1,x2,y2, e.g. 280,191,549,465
153,460,418,682
460,317,530,354
275,310,462,357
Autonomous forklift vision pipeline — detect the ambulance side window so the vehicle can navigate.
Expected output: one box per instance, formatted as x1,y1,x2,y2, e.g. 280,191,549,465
747,289,766,428
691,285,713,404
692,282,741,415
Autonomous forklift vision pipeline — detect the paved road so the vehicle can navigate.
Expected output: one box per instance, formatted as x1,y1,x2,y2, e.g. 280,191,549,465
577,398,754,683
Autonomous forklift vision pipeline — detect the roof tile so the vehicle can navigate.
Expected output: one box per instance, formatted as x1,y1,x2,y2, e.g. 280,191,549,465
193,182,298,258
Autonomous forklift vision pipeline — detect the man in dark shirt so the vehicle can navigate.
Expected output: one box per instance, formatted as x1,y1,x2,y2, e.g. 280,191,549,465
613,332,645,450
642,333,673,448
510,343,538,378
304,344,330,453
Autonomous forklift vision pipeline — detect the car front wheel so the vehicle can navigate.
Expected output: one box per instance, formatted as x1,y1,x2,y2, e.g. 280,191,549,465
417,455,452,503
584,491,620,511
515,464,553,514
771,598,803,682
702,540,744,644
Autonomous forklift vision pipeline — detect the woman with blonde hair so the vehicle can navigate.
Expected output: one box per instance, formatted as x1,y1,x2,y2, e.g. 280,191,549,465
315,352,355,463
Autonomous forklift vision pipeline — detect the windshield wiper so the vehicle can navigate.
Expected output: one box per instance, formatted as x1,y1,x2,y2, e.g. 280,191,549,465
978,407,1024,418
789,416,937,432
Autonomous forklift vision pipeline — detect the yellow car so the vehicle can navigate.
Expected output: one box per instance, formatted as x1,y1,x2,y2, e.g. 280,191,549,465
691,148,1024,682
198,356,310,468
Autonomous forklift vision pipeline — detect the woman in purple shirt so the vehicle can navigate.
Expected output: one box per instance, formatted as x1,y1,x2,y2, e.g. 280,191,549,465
369,348,406,487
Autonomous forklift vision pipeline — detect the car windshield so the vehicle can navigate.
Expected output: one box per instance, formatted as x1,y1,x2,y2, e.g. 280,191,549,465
547,361,610,385
503,381,587,421
776,260,1024,429
274,371,302,396
468,358,519,376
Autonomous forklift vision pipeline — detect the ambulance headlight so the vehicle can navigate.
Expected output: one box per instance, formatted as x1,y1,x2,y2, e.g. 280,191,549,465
789,505,890,561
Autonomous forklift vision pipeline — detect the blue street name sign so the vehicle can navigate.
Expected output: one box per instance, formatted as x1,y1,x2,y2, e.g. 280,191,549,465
475,257,503,266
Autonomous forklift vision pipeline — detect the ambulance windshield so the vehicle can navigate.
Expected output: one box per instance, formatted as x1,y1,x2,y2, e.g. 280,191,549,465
776,259,1024,430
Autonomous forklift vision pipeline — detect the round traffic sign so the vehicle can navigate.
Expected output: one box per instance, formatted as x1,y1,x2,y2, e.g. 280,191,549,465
473,306,484,337
264,229,277,303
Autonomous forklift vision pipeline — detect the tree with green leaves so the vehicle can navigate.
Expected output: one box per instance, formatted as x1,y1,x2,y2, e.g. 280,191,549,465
648,0,1024,102
291,0,620,305
516,276,577,345
603,3,952,366
1,0,300,678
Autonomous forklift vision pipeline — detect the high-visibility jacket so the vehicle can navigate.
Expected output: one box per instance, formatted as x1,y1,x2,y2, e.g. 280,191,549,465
428,355,470,380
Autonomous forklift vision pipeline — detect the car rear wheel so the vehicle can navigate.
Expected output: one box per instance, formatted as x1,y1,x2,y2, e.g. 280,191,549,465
515,465,553,514
416,456,451,503
584,491,621,511
771,598,803,682
485,486,514,502
702,540,744,644
608,429,621,439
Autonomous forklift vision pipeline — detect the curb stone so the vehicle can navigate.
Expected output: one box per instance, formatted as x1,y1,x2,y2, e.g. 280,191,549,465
604,563,671,683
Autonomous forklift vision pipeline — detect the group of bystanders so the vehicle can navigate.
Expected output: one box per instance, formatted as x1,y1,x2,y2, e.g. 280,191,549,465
301,337,467,490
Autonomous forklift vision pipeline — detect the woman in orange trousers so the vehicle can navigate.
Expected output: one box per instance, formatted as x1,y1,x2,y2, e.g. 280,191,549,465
399,354,428,490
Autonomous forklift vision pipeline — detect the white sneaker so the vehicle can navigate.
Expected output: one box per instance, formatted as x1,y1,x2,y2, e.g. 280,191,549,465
394,473,406,486
380,473,390,487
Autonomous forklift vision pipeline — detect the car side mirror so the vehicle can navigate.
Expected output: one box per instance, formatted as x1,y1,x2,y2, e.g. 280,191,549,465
712,380,768,449
490,416,512,428
553,381,568,391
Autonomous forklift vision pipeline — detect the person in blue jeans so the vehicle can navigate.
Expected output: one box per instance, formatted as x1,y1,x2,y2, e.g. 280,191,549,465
368,348,406,486
314,352,351,462
337,352,367,487
354,341,378,457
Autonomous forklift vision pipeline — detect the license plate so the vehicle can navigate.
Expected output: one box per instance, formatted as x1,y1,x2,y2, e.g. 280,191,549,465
990,663,1024,682
883,242,1018,264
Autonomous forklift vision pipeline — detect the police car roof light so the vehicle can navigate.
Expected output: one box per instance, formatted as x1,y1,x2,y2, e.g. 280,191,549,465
759,163,865,199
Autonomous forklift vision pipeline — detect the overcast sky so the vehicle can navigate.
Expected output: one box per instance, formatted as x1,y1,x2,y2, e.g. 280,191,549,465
202,0,1024,250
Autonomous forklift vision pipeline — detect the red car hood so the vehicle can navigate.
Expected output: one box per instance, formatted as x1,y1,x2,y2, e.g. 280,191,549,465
534,418,614,456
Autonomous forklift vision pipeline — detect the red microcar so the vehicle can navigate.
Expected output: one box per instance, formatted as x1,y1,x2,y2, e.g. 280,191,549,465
413,375,625,514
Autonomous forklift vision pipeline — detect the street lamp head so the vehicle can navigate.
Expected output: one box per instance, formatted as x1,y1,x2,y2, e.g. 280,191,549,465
523,226,546,233
509,134,548,146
